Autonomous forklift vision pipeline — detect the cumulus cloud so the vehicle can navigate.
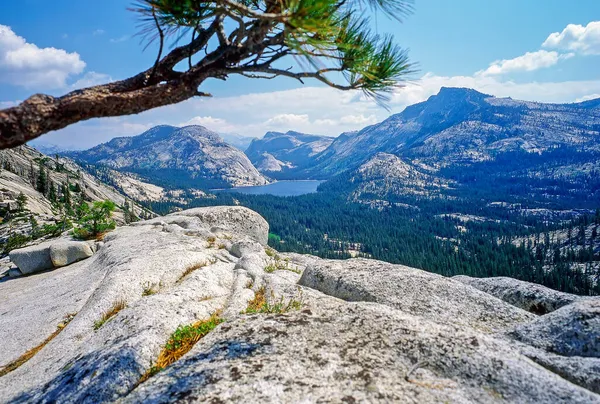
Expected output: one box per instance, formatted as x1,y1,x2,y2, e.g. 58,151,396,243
70,71,112,89
543,21,600,55
476,50,565,76
0,100,18,109
181,116,239,133
575,93,600,102
93,29,105,36
0,25,86,89
110,35,130,43
339,114,378,125
265,113,311,127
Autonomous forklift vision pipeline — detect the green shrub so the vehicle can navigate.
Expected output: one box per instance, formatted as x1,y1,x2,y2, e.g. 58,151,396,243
74,200,116,240
2,234,29,254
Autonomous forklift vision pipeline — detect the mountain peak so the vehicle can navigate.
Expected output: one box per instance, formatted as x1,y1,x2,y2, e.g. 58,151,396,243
436,87,492,98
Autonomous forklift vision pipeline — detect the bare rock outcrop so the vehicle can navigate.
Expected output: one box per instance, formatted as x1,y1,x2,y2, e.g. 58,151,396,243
0,207,598,403
298,258,535,333
453,275,580,314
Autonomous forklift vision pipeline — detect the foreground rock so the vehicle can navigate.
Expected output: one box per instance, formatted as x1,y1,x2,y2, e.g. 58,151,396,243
299,258,534,333
127,292,597,403
0,206,598,403
511,299,600,357
9,239,95,275
49,241,94,267
453,275,580,314
9,243,54,275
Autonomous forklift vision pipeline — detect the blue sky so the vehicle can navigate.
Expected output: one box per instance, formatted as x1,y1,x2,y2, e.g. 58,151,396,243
1,0,600,149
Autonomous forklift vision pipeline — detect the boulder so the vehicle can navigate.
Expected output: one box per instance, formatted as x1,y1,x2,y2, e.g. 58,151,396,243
171,206,269,245
511,298,600,357
299,258,534,332
49,241,94,268
8,268,22,278
9,242,53,275
229,238,265,258
453,275,580,314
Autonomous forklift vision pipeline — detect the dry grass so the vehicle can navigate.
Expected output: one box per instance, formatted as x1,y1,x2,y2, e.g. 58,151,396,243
142,281,158,296
264,259,301,274
139,313,223,383
93,300,126,330
207,236,216,248
0,313,76,377
176,261,207,283
243,287,303,314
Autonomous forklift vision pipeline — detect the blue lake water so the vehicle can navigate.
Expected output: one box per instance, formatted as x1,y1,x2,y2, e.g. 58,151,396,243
217,180,324,196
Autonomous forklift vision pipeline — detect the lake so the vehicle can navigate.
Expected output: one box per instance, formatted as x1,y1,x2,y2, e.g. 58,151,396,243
217,180,324,196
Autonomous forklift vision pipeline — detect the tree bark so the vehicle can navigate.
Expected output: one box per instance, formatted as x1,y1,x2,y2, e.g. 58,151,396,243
0,75,205,149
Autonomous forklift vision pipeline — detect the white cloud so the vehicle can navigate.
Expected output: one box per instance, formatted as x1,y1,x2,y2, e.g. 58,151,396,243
265,113,311,127
70,71,112,89
575,93,600,102
313,118,338,126
543,21,600,55
181,116,239,133
477,50,564,76
339,114,378,125
93,29,105,36
110,35,130,43
0,25,86,89
0,100,18,109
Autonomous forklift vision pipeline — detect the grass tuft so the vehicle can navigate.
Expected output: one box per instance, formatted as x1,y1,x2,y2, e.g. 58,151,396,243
93,300,126,330
0,313,76,377
142,281,158,296
264,258,301,274
243,287,303,314
207,236,216,248
177,261,208,283
139,313,223,383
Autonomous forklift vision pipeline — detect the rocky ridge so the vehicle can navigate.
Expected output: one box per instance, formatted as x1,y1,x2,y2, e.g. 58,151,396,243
0,206,598,403
245,131,334,177
347,152,452,202
304,87,600,177
67,125,269,188
0,146,152,269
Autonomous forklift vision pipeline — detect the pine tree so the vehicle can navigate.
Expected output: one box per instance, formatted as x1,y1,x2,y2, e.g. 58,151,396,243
16,192,27,212
62,181,71,206
37,162,47,195
48,183,57,203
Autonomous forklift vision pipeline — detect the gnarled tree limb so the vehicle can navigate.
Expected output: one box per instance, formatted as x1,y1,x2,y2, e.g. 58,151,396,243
0,0,414,149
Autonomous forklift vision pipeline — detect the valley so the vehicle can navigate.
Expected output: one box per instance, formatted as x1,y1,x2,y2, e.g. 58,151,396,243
3,88,600,295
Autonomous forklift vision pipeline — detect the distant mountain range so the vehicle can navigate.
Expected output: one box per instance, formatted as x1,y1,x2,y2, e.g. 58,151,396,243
250,87,600,209
245,131,334,177
55,87,600,209
66,125,269,189
219,132,257,150
301,87,600,178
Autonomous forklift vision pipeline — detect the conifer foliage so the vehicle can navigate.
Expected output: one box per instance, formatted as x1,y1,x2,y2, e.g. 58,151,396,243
0,0,414,148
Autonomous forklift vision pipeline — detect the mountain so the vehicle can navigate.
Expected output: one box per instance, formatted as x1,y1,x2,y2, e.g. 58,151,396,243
219,132,257,150
306,87,600,177
245,131,334,178
0,145,153,258
341,152,452,204
67,125,269,189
